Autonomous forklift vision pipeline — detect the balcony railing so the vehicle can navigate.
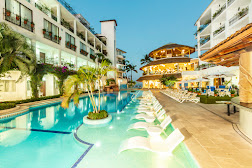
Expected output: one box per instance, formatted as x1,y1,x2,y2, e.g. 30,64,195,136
103,50,107,56
228,0,235,6
88,40,94,47
77,32,85,41
143,70,182,76
200,36,210,46
213,25,225,37
229,7,249,26
212,4,226,20
43,30,61,44
61,19,74,33
65,42,76,51
51,14,57,22
80,49,88,56
4,9,34,32
90,54,96,61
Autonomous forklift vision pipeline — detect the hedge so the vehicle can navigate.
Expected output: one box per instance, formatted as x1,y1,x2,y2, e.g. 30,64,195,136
0,103,16,110
2,95,61,105
199,95,233,104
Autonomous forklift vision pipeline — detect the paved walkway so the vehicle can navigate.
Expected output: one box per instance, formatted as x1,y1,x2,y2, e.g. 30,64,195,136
153,90,252,168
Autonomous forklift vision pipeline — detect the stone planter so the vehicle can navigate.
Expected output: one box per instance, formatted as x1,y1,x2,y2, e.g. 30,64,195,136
83,114,112,125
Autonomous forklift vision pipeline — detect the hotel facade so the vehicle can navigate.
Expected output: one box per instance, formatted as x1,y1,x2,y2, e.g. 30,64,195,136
0,0,127,101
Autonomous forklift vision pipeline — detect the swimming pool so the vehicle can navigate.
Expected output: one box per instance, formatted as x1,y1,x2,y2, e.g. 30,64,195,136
0,91,199,168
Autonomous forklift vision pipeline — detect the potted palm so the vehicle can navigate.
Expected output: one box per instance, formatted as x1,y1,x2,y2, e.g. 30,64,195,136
230,90,235,97
59,36,62,41
214,90,218,97
61,60,114,124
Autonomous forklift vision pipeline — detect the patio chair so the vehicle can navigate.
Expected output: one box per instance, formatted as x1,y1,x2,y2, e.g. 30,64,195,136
133,109,166,123
120,128,184,155
128,115,172,136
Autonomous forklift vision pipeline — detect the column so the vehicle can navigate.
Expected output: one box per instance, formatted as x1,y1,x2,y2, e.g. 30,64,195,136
75,56,78,71
249,1,252,23
85,31,88,42
74,20,77,35
239,51,252,103
225,0,229,38
58,49,61,66
196,21,201,57
101,44,103,53
94,38,96,49
31,40,37,61
57,4,61,24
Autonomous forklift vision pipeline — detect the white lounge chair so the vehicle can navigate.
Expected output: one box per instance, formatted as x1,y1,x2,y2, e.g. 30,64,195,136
133,109,166,123
128,115,172,136
120,128,184,154
136,105,162,116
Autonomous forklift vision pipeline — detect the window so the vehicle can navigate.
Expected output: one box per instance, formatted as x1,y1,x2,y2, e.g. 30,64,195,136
5,0,33,32
0,80,16,92
43,19,59,44
65,33,76,51
80,42,88,56
90,49,95,55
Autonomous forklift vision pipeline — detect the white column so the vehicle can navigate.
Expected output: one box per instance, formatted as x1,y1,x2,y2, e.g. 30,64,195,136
74,20,77,35
249,1,252,23
225,0,229,38
196,21,201,58
94,38,96,49
57,4,61,24
58,49,61,66
101,44,103,53
85,30,88,42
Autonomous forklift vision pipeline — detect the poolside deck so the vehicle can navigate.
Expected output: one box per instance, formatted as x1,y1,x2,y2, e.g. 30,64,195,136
153,90,252,168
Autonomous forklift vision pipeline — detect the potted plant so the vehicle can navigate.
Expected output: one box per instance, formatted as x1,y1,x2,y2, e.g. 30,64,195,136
214,90,218,97
31,22,35,28
54,35,57,40
24,18,28,24
6,9,11,16
197,91,201,96
42,28,46,34
49,31,52,36
66,41,70,46
16,14,20,20
59,36,61,41
230,90,235,97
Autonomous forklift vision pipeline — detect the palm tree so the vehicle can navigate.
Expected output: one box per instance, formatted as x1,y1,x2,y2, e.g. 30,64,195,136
140,54,152,65
0,23,36,77
125,64,138,81
61,60,114,113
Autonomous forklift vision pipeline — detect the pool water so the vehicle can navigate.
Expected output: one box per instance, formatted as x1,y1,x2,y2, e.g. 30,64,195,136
0,91,199,168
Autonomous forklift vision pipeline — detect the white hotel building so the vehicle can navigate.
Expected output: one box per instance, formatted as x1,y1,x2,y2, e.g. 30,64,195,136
195,0,252,56
192,0,250,88
0,0,127,101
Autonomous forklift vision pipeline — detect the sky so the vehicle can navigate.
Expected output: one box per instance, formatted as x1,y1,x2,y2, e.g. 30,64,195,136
66,0,212,81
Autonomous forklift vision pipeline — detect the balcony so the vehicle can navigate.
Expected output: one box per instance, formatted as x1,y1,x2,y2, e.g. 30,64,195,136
200,36,210,46
96,46,101,52
103,50,107,56
228,0,235,7
4,9,34,32
77,32,85,41
66,42,76,51
143,70,182,76
90,54,96,61
61,19,74,33
212,4,226,20
195,19,211,36
229,7,249,26
88,40,94,47
42,29,61,44
213,25,225,37
80,49,88,56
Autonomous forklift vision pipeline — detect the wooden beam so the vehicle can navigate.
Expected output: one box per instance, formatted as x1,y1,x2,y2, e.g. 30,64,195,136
218,43,251,55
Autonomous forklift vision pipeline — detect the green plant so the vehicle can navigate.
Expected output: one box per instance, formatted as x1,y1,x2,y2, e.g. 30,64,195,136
214,90,218,94
0,103,16,110
128,80,136,88
230,90,235,94
140,54,152,65
106,78,115,85
160,75,177,88
125,63,138,81
0,23,36,78
61,60,114,115
88,110,108,120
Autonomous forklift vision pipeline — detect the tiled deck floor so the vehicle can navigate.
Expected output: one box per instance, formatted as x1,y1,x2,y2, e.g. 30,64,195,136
153,90,252,168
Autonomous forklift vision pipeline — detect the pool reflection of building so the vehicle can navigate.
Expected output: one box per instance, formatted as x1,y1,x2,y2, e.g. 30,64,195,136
137,43,198,89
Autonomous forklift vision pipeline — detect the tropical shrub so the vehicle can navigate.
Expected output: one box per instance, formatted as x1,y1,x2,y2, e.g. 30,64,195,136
160,75,177,88
88,110,108,120
0,103,16,110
